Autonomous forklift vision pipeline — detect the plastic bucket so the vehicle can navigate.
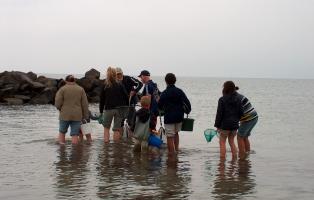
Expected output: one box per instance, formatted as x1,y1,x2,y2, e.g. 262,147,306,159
81,122,92,135
204,129,217,142
181,118,194,131
148,134,163,149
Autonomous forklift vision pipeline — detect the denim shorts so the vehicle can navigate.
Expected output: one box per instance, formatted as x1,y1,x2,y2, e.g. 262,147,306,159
59,120,81,136
164,123,182,137
238,117,258,138
102,108,124,131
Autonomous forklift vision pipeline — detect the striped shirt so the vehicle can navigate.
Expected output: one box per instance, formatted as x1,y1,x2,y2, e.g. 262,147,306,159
239,94,258,122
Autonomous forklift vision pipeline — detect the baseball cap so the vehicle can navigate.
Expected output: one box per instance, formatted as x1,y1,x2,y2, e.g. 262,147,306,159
138,70,150,77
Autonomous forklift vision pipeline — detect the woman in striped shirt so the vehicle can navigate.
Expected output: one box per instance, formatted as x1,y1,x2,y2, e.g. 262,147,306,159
237,93,258,160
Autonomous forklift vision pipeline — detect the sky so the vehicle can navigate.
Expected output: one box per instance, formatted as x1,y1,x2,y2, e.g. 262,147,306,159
0,0,313,79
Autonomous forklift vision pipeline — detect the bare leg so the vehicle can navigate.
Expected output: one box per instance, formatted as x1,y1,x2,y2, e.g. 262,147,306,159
79,130,84,142
113,131,121,141
174,132,179,152
133,139,141,152
228,133,237,159
219,134,227,159
71,135,79,145
85,133,92,143
104,127,110,143
58,133,66,144
237,135,246,160
244,137,250,152
167,137,176,154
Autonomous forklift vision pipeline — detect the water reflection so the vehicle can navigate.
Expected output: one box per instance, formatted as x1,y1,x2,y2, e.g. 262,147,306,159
212,158,256,200
51,141,192,199
96,142,191,199
158,154,191,199
54,144,91,199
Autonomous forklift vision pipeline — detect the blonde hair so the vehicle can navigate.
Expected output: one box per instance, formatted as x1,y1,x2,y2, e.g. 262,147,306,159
140,96,151,108
105,66,117,88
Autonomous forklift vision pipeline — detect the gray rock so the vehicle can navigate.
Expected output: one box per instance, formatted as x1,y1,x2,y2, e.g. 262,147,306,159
85,68,100,79
30,87,56,104
4,98,24,105
77,77,93,91
88,96,100,103
31,81,45,89
37,76,58,88
57,79,66,89
14,95,31,101
0,84,19,95
27,71,37,81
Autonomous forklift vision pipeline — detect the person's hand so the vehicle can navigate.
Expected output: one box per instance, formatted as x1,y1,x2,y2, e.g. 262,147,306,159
156,95,160,102
130,91,136,97
98,113,104,124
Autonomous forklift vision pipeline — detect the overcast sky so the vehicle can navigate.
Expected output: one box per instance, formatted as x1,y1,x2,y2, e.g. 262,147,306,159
0,0,313,79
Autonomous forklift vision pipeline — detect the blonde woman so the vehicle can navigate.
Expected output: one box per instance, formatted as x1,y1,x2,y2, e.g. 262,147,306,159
99,67,129,142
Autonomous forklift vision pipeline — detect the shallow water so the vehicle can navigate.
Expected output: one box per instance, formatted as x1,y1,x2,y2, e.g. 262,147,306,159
1,77,314,199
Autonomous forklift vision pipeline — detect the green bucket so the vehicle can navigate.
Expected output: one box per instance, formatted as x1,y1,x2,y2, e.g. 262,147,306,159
181,115,194,131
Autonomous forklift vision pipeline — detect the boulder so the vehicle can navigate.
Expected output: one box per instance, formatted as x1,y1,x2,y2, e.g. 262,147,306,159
37,76,58,88
85,68,100,79
27,71,37,81
90,86,103,97
30,87,56,104
3,98,24,105
14,95,31,102
32,81,45,89
88,96,100,103
19,83,31,91
0,84,19,95
77,77,94,91
57,79,66,89
0,71,44,91
36,76,48,84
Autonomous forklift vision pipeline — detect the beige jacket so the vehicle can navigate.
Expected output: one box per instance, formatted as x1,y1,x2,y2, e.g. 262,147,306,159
55,83,89,121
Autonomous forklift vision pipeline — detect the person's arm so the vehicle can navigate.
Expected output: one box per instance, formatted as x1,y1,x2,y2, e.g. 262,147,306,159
181,90,191,114
214,98,224,129
120,83,129,105
157,92,165,110
99,86,106,114
129,76,143,93
54,88,64,110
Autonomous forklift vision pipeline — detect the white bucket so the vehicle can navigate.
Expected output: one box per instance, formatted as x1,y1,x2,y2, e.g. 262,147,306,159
81,122,92,135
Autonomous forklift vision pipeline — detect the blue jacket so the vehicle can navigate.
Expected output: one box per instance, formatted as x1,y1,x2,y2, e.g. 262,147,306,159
158,85,191,124
142,80,160,116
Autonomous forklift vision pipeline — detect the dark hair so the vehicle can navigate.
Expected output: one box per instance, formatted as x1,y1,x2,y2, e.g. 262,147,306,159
222,81,239,95
65,75,75,82
165,73,176,85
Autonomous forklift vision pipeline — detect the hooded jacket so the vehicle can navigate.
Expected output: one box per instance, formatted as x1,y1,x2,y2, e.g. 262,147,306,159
214,92,244,130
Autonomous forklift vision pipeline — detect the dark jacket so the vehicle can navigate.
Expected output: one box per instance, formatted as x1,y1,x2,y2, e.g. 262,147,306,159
130,108,154,131
214,92,244,130
121,75,143,105
99,81,129,113
142,80,160,116
158,85,191,124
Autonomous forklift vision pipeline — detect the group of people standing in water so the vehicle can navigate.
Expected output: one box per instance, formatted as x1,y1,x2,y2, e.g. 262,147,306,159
54,67,258,160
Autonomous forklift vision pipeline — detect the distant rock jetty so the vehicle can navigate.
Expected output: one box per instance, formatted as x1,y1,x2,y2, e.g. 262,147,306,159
0,68,103,105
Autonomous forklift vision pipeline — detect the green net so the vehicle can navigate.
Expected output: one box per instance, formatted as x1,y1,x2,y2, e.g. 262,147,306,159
204,129,218,142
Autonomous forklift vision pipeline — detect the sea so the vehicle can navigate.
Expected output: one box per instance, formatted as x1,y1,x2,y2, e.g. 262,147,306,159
1,76,314,200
